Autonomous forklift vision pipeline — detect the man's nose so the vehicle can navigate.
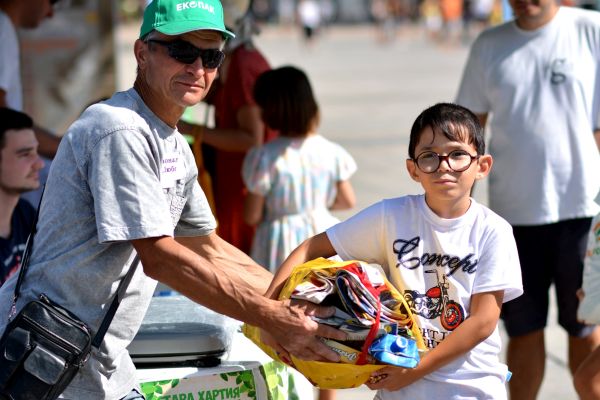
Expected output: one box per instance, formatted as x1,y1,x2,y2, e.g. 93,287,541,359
185,57,206,76
33,155,45,170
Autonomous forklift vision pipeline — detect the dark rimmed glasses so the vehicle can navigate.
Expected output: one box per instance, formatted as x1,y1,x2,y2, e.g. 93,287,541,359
412,150,479,173
146,39,225,69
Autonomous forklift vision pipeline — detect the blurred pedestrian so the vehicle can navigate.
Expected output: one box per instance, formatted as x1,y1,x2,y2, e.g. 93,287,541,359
420,0,443,40
0,108,44,286
179,0,277,255
243,65,357,400
439,0,463,43
456,0,600,398
278,0,296,28
372,0,398,43
0,0,62,207
298,0,321,44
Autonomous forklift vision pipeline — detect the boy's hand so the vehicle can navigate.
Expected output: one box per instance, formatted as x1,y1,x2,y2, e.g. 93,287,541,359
263,299,348,362
366,365,423,391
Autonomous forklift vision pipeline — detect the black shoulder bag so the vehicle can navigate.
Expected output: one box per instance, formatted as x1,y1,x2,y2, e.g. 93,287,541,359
0,195,140,400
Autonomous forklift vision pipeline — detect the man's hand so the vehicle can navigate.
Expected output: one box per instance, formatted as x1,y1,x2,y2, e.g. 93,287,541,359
262,299,348,362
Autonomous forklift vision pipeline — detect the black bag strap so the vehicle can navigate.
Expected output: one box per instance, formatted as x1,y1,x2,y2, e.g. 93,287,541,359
12,189,44,302
10,186,141,349
92,254,139,348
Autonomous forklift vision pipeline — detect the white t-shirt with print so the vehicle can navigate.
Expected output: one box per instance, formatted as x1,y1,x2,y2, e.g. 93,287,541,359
327,195,523,400
456,6,600,225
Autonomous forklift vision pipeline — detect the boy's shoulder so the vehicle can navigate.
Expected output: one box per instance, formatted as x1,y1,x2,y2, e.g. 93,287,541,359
375,194,424,218
470,201,514,236
473,201,510,221
379,194,422,208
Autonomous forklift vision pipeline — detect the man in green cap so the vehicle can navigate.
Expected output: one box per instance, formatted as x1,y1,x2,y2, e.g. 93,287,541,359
0,1,346,398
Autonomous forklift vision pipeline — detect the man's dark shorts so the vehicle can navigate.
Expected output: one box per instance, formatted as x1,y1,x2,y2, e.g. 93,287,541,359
501,217,596,338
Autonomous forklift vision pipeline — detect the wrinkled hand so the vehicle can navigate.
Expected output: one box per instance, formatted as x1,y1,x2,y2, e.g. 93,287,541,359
263,299,347,362
366,365,422,391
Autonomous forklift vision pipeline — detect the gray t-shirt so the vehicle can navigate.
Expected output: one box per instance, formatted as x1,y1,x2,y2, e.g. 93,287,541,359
0,88,216,399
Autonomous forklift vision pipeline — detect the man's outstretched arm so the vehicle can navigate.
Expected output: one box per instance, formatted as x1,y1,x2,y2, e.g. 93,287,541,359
132,233,346,361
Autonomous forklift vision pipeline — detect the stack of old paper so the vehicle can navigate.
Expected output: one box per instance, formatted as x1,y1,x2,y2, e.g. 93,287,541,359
290,262,404,341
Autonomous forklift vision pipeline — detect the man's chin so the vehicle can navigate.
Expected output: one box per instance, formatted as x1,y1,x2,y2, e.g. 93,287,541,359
180,92,207,107
0,185,39,196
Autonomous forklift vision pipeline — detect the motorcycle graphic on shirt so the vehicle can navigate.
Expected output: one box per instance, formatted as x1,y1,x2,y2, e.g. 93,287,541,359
403,269,465,331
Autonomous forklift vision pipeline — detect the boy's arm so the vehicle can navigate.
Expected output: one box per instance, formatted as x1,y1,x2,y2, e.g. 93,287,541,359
265,232,338,299
367,290,503,391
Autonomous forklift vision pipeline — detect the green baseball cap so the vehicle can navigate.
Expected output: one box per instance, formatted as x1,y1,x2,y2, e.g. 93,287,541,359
140,0,235,40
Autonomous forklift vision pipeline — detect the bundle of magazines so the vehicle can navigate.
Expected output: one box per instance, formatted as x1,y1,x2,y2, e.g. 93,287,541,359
290,261,420,368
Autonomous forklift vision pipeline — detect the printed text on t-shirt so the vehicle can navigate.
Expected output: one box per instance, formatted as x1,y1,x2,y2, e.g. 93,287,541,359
393,236,478,275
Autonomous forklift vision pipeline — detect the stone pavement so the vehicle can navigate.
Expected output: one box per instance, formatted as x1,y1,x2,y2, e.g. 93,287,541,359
116,22,578,400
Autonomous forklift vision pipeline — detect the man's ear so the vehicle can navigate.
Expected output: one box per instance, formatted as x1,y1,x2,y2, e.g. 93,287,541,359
406,159,421,182
475,154,493,180
134,39,148,69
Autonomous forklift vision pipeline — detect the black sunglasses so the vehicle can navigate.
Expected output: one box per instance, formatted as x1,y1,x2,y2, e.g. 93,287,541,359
146,39,225,69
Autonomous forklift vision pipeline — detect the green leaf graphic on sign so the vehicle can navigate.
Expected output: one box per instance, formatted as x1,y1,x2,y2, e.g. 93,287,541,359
216,371,257,399
141,378,181,399
261,361,299,400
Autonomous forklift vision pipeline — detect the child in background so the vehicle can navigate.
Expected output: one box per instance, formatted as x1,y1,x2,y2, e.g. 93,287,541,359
265,103,523,399
574,212,600,400
242,66,357,400
242,66,357,273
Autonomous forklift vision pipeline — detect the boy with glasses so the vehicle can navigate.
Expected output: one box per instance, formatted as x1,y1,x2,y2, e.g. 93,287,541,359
265,103,523,399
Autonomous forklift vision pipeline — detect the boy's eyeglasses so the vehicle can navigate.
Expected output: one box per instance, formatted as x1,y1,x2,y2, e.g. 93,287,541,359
146,39,225,69
412,150,479,174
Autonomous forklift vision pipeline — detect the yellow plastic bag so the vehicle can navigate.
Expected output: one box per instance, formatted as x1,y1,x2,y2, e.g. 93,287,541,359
243,258,426,389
